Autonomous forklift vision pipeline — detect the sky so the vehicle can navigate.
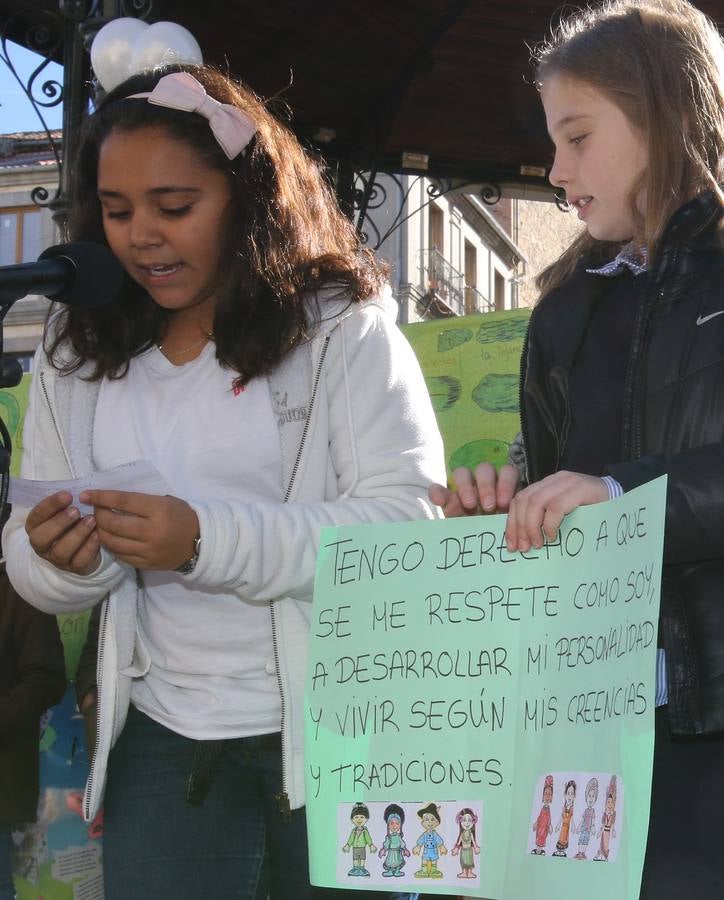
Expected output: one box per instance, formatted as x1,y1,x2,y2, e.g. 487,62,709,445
0,40,64,134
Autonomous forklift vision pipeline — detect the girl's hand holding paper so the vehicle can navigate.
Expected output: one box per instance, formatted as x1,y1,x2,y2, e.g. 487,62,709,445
80,490,199,572
25,490,101,576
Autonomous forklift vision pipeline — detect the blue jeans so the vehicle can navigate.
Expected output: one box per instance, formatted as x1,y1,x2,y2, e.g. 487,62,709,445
104,706,409,900
0,827,14,900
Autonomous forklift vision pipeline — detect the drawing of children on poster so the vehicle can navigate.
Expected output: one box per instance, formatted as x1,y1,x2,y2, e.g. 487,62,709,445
341,803,376,877
574,777,599,860
451,807,480,879
595,776,618,862
553,780,576,857
531,775,554,855
378,803,411,878
412,802,447,879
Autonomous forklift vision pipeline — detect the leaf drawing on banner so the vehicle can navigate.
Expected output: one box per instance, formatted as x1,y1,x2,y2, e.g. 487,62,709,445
449,438,510,472
437,328,473,352
472,373,519,413
425,375,462,412
476,317,528,344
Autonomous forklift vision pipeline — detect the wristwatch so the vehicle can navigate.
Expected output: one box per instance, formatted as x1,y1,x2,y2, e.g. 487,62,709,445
175,535,201,575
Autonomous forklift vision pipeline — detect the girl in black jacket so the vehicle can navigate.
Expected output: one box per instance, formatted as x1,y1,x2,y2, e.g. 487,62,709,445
430,0,723,895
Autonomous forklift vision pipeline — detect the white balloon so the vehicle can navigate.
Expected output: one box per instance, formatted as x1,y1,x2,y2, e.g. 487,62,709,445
129,21,203,75
90,17,148,92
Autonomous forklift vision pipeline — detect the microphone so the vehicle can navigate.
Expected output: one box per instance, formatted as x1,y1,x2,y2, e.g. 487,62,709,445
0,242,125,309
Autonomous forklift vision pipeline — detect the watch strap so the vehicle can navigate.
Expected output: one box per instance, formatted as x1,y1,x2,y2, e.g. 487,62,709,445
175,535,201,574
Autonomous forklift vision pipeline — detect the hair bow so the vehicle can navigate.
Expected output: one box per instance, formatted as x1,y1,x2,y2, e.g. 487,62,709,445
128,72,256,160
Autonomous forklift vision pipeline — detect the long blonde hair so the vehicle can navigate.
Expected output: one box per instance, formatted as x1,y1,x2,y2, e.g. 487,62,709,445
534,0,724,295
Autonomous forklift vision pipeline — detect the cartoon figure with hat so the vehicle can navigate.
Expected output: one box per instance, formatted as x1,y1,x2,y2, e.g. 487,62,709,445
574,777,599,860
594,775,618,861
413,802,447,878
378,803,411,877
342,802,376,876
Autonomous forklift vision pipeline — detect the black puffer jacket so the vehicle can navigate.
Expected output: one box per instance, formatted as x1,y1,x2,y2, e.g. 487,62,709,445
521,191,724,736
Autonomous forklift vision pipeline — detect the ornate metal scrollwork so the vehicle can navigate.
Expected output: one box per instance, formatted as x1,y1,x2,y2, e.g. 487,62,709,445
351,171,388,246
353,177,389,213
0,9,67,207
1,2,154,215
479,182,502,206
121,0,154,17
353,171,405,247
30,185,52,206
353,172,482,250
427,177,455,199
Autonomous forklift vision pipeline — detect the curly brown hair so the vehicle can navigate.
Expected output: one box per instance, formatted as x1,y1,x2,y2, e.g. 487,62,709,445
48,65,385,384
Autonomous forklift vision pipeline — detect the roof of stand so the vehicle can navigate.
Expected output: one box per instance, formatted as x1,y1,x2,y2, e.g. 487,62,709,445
2,0,723,194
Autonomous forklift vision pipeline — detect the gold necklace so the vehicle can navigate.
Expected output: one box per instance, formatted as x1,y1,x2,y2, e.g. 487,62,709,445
157,334,212,358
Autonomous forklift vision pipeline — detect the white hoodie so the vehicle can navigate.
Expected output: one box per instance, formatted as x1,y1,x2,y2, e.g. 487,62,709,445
4,290,445,819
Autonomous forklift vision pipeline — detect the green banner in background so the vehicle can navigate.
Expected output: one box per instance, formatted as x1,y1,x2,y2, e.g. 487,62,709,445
402,308,530,480
0,373,31,479
305,478,666,899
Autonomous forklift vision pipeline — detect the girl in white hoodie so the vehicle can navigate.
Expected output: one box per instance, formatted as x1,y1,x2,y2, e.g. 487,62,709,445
4,64,444,900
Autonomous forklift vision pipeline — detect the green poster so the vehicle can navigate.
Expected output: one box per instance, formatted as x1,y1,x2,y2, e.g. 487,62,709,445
0,372,31,478
305,477,666,898
402,309,530,480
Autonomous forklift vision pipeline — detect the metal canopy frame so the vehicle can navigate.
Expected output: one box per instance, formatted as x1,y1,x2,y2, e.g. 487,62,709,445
2,0,721,238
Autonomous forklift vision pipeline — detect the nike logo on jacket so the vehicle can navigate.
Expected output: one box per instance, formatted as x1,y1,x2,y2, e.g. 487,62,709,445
696,310,724,325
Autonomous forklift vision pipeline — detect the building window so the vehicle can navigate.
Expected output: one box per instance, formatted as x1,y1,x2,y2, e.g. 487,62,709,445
464,240,477,315
0,206,43,266
428,204,444,252
494,270,506,311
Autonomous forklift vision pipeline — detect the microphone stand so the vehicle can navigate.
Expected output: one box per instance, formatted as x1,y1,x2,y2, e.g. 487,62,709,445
0,289,31,530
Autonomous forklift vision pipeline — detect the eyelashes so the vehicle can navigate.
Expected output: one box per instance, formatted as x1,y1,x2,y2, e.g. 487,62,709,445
103,205,193,221
160,205,193,217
